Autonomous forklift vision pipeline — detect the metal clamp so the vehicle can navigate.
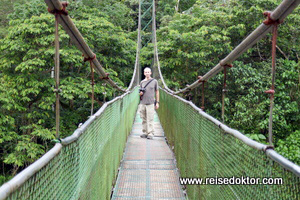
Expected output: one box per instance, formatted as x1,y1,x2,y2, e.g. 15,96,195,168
83,54,96,62
48,1,69,16
101,73,110,80
263,11,283,25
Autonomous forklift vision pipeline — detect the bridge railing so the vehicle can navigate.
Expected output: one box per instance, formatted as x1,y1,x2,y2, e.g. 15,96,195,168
157,88,300,199
0,88,139,200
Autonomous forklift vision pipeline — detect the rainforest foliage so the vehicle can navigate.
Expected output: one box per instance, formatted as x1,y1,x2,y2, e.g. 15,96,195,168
0,0,299,185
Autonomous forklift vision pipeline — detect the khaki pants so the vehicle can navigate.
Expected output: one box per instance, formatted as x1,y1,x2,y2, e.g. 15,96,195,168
139,104,155,136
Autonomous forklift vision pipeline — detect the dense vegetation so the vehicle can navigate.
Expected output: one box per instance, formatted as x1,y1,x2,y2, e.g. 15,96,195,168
0,0,299,185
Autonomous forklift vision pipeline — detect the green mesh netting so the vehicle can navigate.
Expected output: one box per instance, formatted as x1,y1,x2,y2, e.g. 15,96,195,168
157,89,300,200
6,88,139,200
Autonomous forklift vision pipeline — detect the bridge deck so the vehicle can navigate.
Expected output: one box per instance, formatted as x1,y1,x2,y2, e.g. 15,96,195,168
111,109,186,199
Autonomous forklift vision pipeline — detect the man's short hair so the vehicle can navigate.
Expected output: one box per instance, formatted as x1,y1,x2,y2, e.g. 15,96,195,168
144,67,152,72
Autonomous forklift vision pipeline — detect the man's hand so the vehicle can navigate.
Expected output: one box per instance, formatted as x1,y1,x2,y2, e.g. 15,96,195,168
140,92,144,96
155,103,159,110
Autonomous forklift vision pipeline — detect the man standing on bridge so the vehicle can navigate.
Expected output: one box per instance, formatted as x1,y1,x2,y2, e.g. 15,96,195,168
139,67,159,139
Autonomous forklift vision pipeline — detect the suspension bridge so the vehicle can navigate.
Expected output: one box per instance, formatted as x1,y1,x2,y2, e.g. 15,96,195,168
0,0,300,199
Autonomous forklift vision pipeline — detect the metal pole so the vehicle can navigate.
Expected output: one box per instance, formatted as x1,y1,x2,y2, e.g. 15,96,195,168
54,14,60,138
222,67,227,123
267,23,278,146
201,82,205,110
90,62,95,116
137,0,142,84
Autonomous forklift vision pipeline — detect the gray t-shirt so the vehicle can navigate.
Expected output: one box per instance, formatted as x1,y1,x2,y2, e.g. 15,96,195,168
140,78,158,105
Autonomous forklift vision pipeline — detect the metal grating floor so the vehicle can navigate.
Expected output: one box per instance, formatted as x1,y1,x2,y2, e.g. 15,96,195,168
111,109,186,200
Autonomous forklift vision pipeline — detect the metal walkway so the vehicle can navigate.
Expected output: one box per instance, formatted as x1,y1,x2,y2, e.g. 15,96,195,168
111,109,186,199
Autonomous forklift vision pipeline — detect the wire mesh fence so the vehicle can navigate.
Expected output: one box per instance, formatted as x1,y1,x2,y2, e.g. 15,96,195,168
2,87,299,200
157,89,300,200
1,88,139,200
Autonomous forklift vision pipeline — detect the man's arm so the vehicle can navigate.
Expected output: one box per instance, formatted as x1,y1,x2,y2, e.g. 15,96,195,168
156,90,159,102
139,80,144,96
155,89,159,109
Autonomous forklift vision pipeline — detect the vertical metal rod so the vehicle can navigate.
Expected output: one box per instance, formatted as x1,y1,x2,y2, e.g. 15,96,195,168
222,67,227,123
271,24,278,90
268,23,278,146
54,14,60,139
152,0,159,80
90,61,95,116
201,82,205,110
268,98,274,145
103,83,107,103
51,67,55,112
137,0,142,84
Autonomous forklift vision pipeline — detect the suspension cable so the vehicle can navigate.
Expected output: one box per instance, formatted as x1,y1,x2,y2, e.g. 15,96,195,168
54,13,60,138
151,0,172,93
90,64,95,116
127,0,142,90
201,82,205,110
84,54,96,116
48,2,69,138
197,76,206,110
263,11,282,146
221,64,233,123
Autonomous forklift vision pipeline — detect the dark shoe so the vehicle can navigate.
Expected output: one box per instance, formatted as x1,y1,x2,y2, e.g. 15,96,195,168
147,134,153,139
140,134,147,138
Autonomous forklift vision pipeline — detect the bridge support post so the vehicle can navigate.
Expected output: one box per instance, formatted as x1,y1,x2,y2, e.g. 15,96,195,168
221,64,233,123
48,1,69,139
263,11,282,146
152,0,160,80
54,13,60,139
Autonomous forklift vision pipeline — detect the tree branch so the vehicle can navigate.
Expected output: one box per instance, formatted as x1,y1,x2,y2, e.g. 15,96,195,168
276,45,288,59
257,43,264,61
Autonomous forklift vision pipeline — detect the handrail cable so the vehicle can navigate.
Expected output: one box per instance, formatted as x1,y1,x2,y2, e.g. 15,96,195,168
127,0,142,90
